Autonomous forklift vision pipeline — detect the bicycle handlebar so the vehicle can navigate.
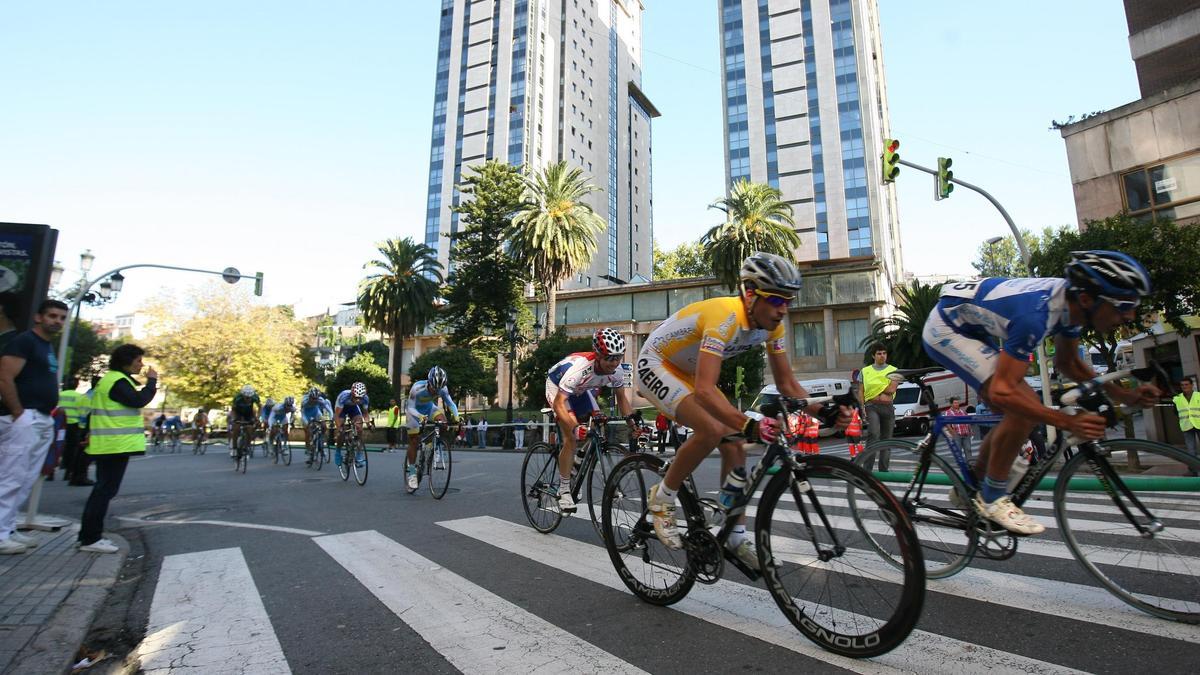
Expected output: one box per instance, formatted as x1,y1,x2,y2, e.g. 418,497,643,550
1059,360,1171,406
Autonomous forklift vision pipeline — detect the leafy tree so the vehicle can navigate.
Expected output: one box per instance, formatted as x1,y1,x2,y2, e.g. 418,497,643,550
326,352,392,408
702,179,802,290
345,339,389,370
970,227,1059,278
408,346,498,402
515,329,592,409
508,161,606,333
444,160,531,360
861,281,944,369
357,238,444,399
653,241,710,280
148,285,310,408
719,347,765,403
65,319,112,384
1031,214,1200,369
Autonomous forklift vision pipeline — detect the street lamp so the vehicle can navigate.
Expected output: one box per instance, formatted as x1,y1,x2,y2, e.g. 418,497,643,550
985,236,1003,245
49,261,64,289
79,249,95,274
109,271,125,293
505,313,519,449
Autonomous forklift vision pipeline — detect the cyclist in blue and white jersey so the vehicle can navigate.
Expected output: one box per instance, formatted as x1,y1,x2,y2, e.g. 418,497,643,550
259,397,275,441
268,395,296,442
334,383,369,468
923,250,1159,534
300,387,333,463
404,367,460,491
545,327,640,513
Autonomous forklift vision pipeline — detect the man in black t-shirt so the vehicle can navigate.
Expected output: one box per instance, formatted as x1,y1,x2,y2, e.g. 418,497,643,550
0,299,69,554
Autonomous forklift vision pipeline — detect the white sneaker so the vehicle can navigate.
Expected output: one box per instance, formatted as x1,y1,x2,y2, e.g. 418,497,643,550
558,490,577,514
79,538,120,554
647,484,682,549
972,495,1045,535
0,538,28,555
9,531,38,548
727,538,760,571
407,472,419,491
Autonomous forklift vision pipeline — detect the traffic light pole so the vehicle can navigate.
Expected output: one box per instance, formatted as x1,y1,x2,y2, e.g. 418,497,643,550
896,158,1056,437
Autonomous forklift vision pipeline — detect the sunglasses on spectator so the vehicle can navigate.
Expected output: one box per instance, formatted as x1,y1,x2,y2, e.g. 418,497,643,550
752,289,794,307
1099,295,1139,312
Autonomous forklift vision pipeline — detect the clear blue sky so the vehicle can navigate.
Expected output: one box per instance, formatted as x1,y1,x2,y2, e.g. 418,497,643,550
0,1,1137,322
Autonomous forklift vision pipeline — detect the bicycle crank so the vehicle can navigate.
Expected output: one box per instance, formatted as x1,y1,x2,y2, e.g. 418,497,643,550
974,521,1018,560
684,528,724,584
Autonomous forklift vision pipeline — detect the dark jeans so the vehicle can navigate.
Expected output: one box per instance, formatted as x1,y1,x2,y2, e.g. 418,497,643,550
79,454,130,545
385,427,397,446
61,424,88,480
866,403,896,470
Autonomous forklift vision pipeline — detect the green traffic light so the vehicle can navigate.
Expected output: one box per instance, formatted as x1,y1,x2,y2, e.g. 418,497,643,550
937,157,954,199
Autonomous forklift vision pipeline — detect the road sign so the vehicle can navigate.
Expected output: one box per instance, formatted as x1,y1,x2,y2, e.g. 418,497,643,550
222,267,241,284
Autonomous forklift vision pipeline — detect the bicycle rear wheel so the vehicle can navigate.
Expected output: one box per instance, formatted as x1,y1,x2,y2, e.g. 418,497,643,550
1055,438,1200,622
352,438,368,485
853,439,977,578
758,455,925,658
586,443,627,541
429,439,452,499
601,453,695,606
521,442,564,533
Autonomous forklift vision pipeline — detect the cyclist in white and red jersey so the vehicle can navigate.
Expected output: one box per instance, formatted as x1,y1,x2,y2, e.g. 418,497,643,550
545,327,641,513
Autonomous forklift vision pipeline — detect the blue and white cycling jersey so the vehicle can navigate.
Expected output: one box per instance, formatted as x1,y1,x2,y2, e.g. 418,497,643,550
925,277,1082,390
405,380,459,429
935,278,1080,360
335,390,369,418
300,393,333,423
269,402,295,427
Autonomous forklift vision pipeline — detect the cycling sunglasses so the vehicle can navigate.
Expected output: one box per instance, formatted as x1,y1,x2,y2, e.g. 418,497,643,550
600,354,624,363
1099,295,1140,312
752,288,794,307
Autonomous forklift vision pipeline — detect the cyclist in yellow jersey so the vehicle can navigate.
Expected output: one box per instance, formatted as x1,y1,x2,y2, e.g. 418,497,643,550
637,252,843,565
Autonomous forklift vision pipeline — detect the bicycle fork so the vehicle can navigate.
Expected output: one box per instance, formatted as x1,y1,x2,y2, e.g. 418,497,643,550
1084,448,1165,537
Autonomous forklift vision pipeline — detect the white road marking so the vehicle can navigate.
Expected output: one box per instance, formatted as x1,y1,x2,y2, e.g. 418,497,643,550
118,516,324,537
136,547,290,674
439,516,1087,675
312,529,647,674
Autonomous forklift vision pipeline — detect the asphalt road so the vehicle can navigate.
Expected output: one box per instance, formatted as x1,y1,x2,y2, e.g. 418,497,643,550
36,441,1200,674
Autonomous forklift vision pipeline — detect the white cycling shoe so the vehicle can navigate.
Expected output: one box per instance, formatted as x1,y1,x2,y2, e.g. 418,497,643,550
647,484,683,549
972,495,1045,535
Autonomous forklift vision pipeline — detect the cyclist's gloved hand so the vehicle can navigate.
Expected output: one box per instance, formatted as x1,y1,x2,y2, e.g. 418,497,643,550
573,425,588,441
742,416,780,443
624,411,643,427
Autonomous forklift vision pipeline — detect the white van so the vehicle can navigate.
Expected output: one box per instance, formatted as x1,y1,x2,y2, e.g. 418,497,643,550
892,370,974,436
1087,342,1132,375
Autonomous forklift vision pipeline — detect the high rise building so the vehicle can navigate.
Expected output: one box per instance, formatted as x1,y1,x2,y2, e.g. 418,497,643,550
719,0,900,273
423,0,657,288
717,0,905,375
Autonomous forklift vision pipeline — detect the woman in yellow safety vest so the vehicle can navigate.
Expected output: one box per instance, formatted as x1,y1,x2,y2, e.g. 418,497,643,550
78,344,158,554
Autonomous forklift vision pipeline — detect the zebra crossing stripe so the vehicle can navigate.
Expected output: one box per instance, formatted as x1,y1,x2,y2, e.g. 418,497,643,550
312,530,647,674
438,516,1087,675
136,547,290,674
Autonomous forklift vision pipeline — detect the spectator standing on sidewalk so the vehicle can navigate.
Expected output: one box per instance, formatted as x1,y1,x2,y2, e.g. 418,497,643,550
58,376,93,485
943,396,973,461
1173,377,1200,475
0,299,69,555
478,417,488,448
385,398,402,451
855,344,898,470
78,344,157,554
655,412,670,453
513,416,526,449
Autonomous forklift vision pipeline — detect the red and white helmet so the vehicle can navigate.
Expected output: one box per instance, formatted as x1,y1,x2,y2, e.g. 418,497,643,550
593,327,626,358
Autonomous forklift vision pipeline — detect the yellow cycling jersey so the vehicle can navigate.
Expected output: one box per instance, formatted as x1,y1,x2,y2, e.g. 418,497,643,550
642,296,786,374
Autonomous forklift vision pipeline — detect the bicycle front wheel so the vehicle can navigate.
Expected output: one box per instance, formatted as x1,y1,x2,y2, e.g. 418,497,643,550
586,443,627,542
338,444,351,481
429,439,452,499
853,439,978,578
352,439,368,485
521,442,564,533
314,435,325,470
282,436,292,466
601,453,695,606
1055,438,1200,622
758,455,925,658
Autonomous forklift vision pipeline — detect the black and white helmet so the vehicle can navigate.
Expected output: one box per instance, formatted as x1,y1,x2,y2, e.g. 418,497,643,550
1065,250,1152,299
740,252,802,295
351,382,367,398
593,327,626,358
427,366,447,392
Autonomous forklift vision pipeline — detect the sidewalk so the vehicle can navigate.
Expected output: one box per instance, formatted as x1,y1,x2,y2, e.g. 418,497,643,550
0,519,126,674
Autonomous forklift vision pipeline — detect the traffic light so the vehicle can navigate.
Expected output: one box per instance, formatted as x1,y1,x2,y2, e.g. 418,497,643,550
882,138,900,183
254,272,264,297
937,157,954,200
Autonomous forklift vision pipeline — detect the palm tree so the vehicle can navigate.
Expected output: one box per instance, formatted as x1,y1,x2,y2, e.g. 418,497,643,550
357,238,444,399
861,281,944,368
507,161,606,332
702,179,803,290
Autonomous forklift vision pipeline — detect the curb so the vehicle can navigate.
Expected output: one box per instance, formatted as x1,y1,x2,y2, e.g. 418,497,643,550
7,528,128,675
